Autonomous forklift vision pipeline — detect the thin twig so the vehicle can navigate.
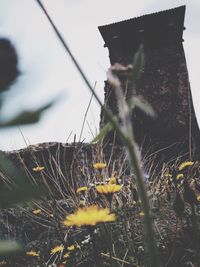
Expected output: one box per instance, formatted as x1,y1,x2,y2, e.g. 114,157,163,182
18,127,29,147
79,82,96,142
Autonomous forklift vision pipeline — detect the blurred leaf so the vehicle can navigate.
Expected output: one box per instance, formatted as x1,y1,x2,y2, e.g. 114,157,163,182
0,38,19,95
129,96,156,118
91,116,118,143
0,100,56,127
0,183,47,209
0,151,47,208
0,241,22,256
132,45,145,83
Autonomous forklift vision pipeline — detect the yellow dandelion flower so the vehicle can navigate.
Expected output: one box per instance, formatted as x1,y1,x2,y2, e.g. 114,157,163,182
63,252,70,259
96,184,122,195
32,209,41,215
176,174,184,180
26,250,40,257
197,195,200,202
93,163,106,170
63,205,116,227
50,245,64,255
139,211,145,216
32,166,45,172
178,161,194,171
67,245,75,251
76,186,88,193
108,177,117,184
164,173,172,178
67,244,80,251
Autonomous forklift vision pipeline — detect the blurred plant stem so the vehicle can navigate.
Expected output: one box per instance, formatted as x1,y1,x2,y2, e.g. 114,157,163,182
36,1,159,266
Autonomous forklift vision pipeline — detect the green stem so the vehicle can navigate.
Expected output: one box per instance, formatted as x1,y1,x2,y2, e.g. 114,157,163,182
36,1,159,266
126,138,159,267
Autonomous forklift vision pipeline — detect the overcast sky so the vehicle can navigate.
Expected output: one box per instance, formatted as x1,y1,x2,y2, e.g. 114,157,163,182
0,0,200,150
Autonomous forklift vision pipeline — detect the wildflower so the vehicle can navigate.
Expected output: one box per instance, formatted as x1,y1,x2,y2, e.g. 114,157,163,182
50,245,64,255
178,161,194,171
32,209,41,215
32,166,45,172
63,252,70,259
197,195,200,202
164,173,172,178
176,173,184,180
67,244,80,251
76,186,88,193
96,184,122,205
108,177,117,184
67,245,75,251
93,163,106,170
96,184,122,195
26,250,40,257
63,205,115,227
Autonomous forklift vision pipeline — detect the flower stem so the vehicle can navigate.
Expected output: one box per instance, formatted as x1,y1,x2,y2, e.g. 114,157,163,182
36,1,159,266
125,138,159,266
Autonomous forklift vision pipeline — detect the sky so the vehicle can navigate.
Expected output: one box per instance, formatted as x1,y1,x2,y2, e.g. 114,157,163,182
0,0,200,151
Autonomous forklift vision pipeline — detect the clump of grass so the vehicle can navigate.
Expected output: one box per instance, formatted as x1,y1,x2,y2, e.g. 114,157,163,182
2,152,200,267
2,148,200,266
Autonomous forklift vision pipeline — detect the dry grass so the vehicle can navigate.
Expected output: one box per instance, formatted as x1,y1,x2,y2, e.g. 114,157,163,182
1,143,200,266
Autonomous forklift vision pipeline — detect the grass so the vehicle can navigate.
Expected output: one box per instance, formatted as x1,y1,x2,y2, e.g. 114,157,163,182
1,143,200,266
